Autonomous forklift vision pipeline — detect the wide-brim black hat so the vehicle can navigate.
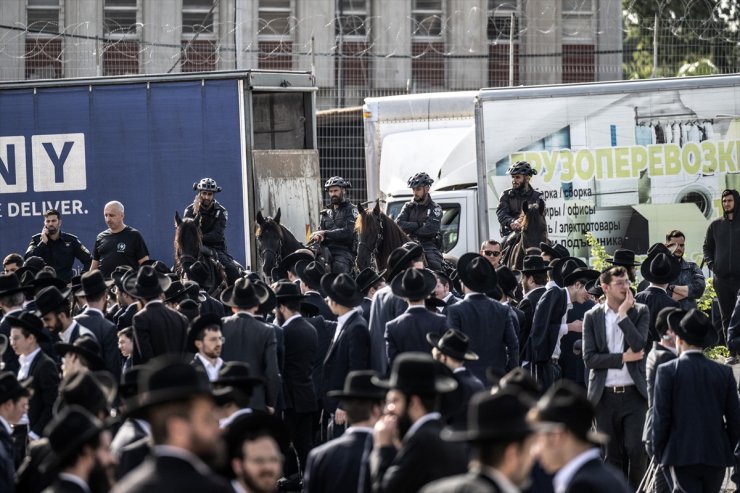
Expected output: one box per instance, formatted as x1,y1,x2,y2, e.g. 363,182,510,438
254,279,277,316
327,370,387,400
640,252,681,285
372,352,457,395
442,390,533,442
55,335,106,372
30,270,67,292
213,361,264,393
562,263,600,287
163,280,188,303
273,282,306,302
386,242,424,282
520,255,553,274
123,265,172,299
295,260,325,292
606,249,641,266
224,412,290,460
220,277,269,309
0,273,25,297
539,242,569,260
5,311,50,342
52,370,116,416
185,261,212,289
321,273,363,308
457,253,497,293
42,406,105,474
495,266,520,298
75,270,114,298
0,372,31,405
34,285,71,316
427,329,478,361
585,279,603,298
534,380,608,445
275,250,315,279
674,308,718,348
186,313,223,353
390,268,437,300
355,267,385,293
551,257,586,287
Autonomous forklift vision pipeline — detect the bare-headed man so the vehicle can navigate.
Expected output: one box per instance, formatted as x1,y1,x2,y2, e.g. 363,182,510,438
90,201,149,278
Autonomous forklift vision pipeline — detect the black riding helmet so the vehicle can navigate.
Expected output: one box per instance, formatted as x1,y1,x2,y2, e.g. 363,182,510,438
324,176,351,189
507,161,537,176
193,177,222,193
407,172,434,188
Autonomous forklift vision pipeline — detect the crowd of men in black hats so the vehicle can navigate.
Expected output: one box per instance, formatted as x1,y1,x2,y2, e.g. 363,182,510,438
0,183,740,492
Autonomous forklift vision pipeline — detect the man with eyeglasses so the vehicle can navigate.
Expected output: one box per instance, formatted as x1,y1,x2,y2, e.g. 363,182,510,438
479,240,503,268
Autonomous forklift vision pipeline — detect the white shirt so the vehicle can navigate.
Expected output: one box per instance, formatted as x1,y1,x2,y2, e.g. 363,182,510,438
483,466,521,493
220,407,253,429
553,288,573,359
604,307,634,387
17,347,41,381
281,313,302,327
196,353,224,381
333,307,360,344
60,320,95,344
231,479,248,493
553,448,602,493
405,412,441,441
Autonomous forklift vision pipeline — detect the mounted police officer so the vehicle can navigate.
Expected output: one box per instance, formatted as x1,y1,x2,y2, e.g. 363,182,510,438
496,161,544,245
25,208,92,282
309,176,358,274
396,172,444,271
184,177,241,284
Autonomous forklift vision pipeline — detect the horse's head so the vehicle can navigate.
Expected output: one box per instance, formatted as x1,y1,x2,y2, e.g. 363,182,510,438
256,209,284,277
519,199,548,247
174,213,202,260
355,200,382,271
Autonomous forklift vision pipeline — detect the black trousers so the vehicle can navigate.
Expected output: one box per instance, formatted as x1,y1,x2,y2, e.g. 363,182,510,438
670,464,725,493
283,409,315,476
713,275,740,335
595,386,648,489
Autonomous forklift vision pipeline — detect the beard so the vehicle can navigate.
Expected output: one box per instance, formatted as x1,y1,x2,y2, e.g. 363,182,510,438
330,195,341,205
88,460,114,493
396,409,414,440
240,469,280,493
190,429,226,470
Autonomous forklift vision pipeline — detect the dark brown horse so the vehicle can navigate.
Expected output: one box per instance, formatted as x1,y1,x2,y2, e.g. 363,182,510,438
255,209,305,278
174,211,226,296
504,199,548,270
355,200,410,273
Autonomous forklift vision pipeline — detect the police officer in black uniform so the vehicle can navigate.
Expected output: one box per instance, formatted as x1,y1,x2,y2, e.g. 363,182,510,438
396,172,445,271
184,178,242,284
309,176,358,274
496,161,544,243
25,208,92,282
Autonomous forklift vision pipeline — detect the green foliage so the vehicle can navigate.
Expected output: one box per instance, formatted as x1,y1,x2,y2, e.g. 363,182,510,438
704,344,729,361
697,277,716,313
585,232,609,271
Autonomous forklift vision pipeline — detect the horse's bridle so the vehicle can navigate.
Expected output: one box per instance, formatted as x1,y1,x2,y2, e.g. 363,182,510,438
357,210,385,268
258,234,283,273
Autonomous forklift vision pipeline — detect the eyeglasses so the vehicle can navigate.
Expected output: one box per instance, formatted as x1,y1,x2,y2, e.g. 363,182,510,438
204,336,226,344
483,250,501,257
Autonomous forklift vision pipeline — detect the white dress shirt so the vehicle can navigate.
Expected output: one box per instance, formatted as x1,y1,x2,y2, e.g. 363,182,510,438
604,307,634,387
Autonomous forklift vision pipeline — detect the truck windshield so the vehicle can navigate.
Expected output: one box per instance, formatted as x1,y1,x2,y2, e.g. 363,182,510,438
386,201,460,254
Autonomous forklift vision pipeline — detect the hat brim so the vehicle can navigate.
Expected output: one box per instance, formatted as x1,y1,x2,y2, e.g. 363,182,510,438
0,285,28,297
4,316,50,343
320,273,363,308
326,389,388,400
75,280,114,298
606,258,641,266
122,273,172,299
426,332,479,361
35,288,72,316
357,271,386,293
640,257,681,285
673,323,719,348
32,278,68,291
456,253,498,293
371,373,458,395
277,252,315,275
54,343,106,372
539,243,564,259
387,244,424,282
562,269,600,287
125,385,214,419
390,269,437,300
220,282,269,309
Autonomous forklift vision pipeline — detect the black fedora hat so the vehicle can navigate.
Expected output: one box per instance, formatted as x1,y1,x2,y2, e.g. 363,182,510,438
658,307,683,337
386,242,424,282
442,390,533,442
456,253,497,293
127,355,214,418
327,370,387,400
561,260,600,287
646,242,671,258
585,279,603,298
640,252,681,285
275,249,315,279
666,308,687,337
0,371,31,405
390,268,437,300
43,406,105,473
427,329,479,361
34,285,71,316
372,352,457,395
53,370,116,417
109,264,134,283
321,273,363,308
5,311,50,342
295,260,325,291
185,261,212,289
141,259,171,274
495,266,520,299
186,313,223,353
539,242,569,259
606,249,640,266
273,282,306,302
213,361,264,392
30,269,67,292
0,273,24,297
533,380,608,445
220,277,269,309
55,335,106,371
177,299,200,322
497,367,543,401
123,265,172,299
355,267,385,294
520,255,552,274
674,308,718,348
75,270,113,298
224,411,290,461
163,280,188,303
254,279,277,316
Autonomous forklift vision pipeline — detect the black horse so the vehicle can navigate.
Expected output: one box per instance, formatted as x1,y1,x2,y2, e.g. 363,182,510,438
355,200,410,273
255,209,305,279
502,199,548,270
174,211,226,296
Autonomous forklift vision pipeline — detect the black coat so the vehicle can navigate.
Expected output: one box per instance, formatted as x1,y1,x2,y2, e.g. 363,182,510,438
446,294,519,382
360,297,372,324
0,424,14,493
322,311,371,413
220,312,280,410
634,286,680,343
371,417,468,493
642,342,676,451
113,452,233,493
368,286,407,376
565,457,632,493
304,427,374,493
306,315,333,409
448,368,485,429
0,310,21,374
528,286,567,363
45,478,90,493
26,349,60,436
282,316,318,413
305,292,336,321
131,301,189,365
199,291,227,317
421,471,505,493
75,308,121,378
385,307,446,368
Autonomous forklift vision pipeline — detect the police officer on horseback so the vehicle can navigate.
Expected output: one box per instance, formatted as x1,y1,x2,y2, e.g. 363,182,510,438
396,172,445,271
309,176,358,274
184,177,241,284
496,161,545,246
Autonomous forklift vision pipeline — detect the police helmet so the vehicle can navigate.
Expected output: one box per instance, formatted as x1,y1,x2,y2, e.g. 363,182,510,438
324,176,351,189
507,161,537,176
193,177,222,193
407,172,434,188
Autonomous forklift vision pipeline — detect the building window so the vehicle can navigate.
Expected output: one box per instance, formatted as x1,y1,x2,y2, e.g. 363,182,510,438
562,0,594,43
487,0,520,86
258,0,293,39
26,0,62,79
181,0,217,73
26,0,60,34
103,0,140,76
412,0,444,39
182,0,216,36
487,0,519,41
336,0,368,38
104,0,139,36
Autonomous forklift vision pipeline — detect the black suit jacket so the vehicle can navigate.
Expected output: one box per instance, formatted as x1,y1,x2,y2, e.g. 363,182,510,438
441,294,461,316
635,286,680,343
199,291,227,317
371,417,468,493
421,471,504,493
642,342,676,449
282,316,318,413
447,294,519,382
306,315,333,409
385,307,446,368
323,311,371,413
75,308,121,378
0,309,21,374
304,427,374,493
360,297,372,324
26,349,60,436
131,301,189,365
0,424,14,493
448,368,485,429
113,453,233,493
566,457,632,493
653,352,740,467
114,303,138,331
368,286,407,376
528,286,568,363
518,286,546,361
